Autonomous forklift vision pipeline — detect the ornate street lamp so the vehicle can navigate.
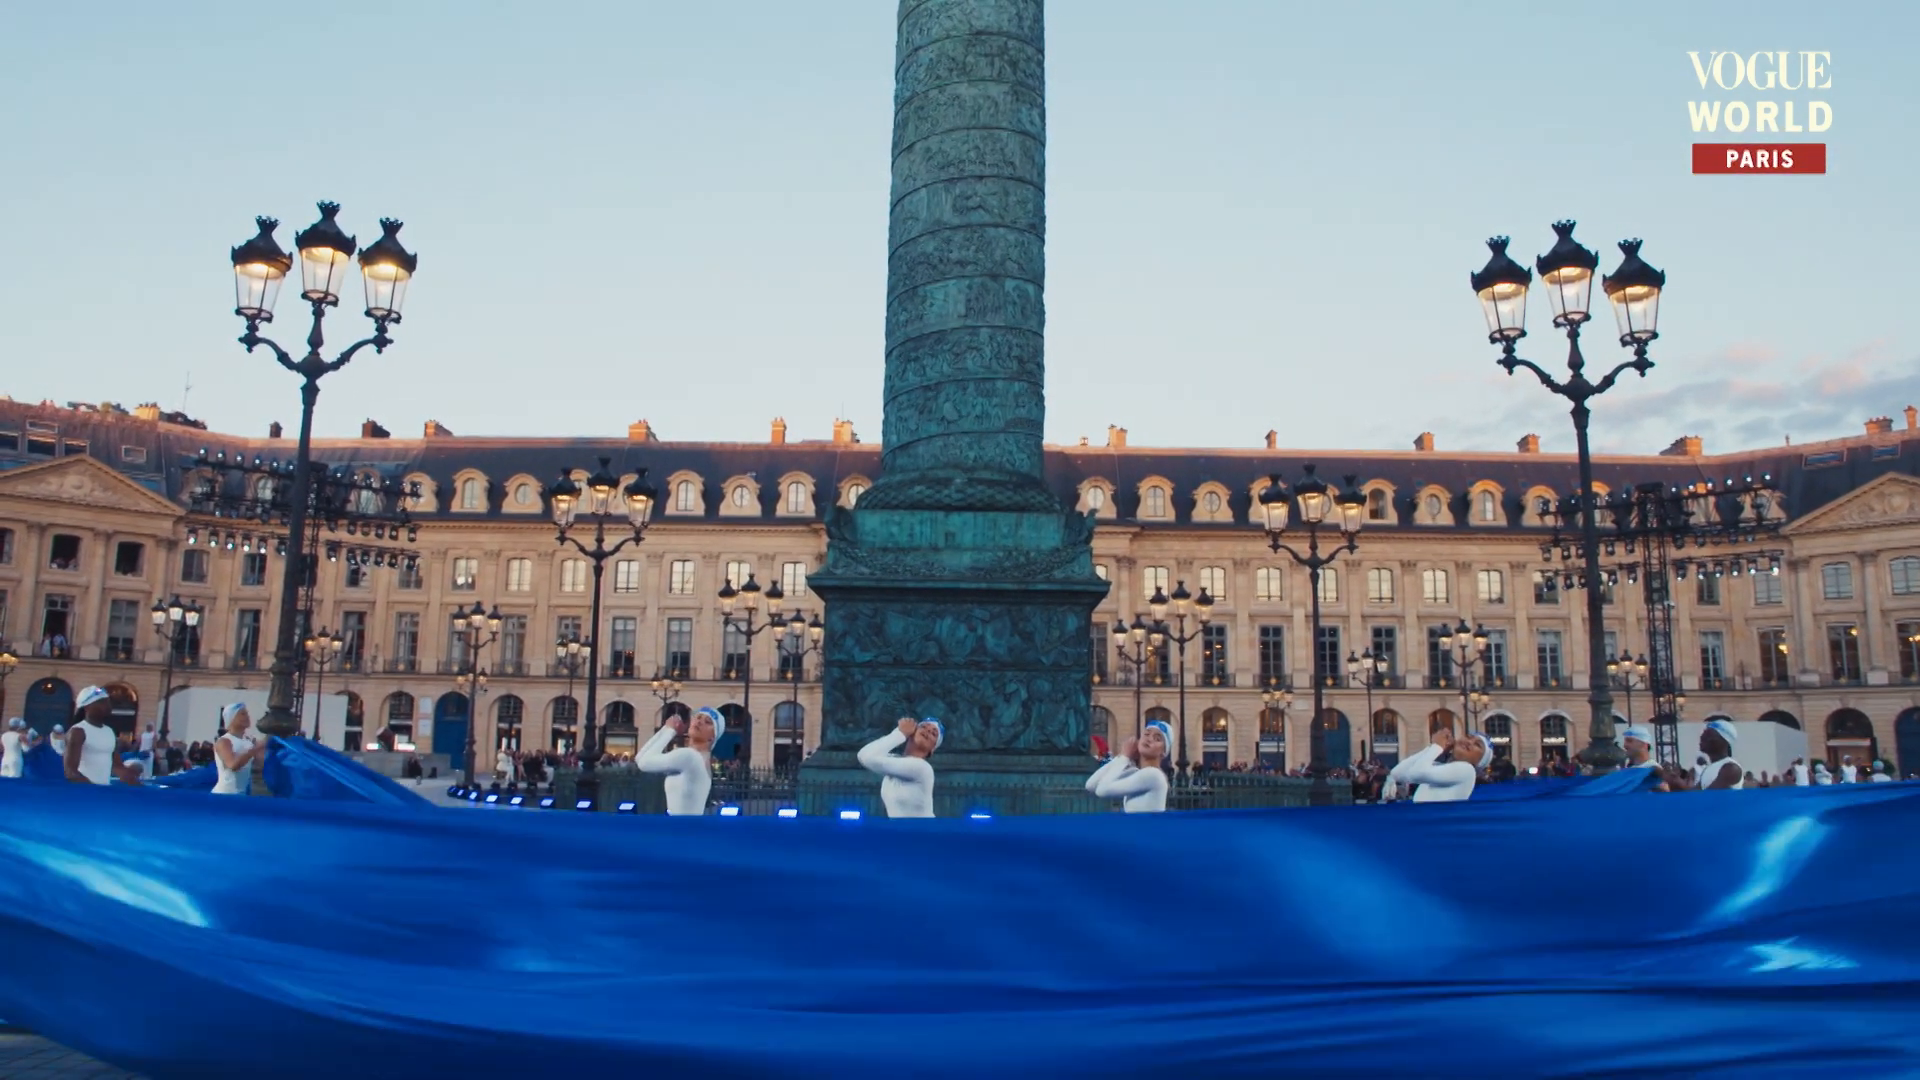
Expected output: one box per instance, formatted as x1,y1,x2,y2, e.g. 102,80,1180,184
302,627,345,746
1110,614,1159,740
717,573,783,765
1471,222,1664,770
553,637,591,752
1147,581,1213,777
1257,465,1366,806
549,456,656,804
1347,647,1390,763
776,611,826,767
451,600,502,786
1259,683,1293,769
229,203,418,740
150,596,203,746
1607,650,1651,726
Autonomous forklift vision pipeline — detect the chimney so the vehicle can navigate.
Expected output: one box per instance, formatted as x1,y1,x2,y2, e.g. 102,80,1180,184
1106,425,1128,449
268,421,283,439
1516,433,1541,453
627,419,659,442
1906,406,1917,430
770,417,787,445
1659,435,1704,457
1077,436,1089,446
1413,432,1436,452
132,403,161,422
423,420,455,438
360,419,390,439
832,419,857,445
1264,429,1278,450
1865,416,1894,435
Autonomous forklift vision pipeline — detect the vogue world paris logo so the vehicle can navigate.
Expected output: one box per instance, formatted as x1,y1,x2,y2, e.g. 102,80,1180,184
1687,51,1831,174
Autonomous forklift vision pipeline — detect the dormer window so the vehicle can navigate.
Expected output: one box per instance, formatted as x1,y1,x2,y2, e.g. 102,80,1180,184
1368,490,1389,521
731,485,752,508
1144,486,1167,518
1203,491,1222,514
1087,487,1106,509
1480,491,1497,522
675,480,698,512
460,478,483,510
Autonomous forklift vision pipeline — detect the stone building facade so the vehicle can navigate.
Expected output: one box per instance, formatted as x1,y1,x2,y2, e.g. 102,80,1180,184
4,398,1920,774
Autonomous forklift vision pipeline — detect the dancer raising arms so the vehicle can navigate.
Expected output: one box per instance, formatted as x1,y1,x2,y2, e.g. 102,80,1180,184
1381,726,1489,803
857,717,941,818
1085,719,1172,812
638,706,723,815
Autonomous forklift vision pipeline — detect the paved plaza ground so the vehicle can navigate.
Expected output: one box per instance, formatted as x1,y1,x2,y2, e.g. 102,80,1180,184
0,1029,141,1077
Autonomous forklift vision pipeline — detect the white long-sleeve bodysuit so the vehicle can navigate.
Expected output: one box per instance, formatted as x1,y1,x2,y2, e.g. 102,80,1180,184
637,726,712,816
856,729,936,818
1385,743,1478,803
1085,755,1169,812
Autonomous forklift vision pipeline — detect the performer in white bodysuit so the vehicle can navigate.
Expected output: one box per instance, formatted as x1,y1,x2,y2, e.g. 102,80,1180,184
1085,719,1171,812
1381,727,1489,803
1692,718,1743,790
1,717,33,778
49,724,66,761
637,706,723,815
212,703,267,795
65,685,136,786
857,717,940,818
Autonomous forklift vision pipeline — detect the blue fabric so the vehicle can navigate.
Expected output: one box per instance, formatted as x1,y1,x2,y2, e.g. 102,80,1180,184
148,764,218,790
263,737,433,809
21,741,64,782
1473,769,1663,799
0,783,1917,1078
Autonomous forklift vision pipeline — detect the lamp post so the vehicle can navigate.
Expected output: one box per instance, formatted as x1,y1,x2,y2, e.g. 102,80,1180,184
1445,620,1492,733
650,670,685,717
228,203,418,739
1146,582,1213,776
149,596,203,745
301,627,344,745
450,601,501,786
1257,465,1366,806
777,611,825,767
1471,221,1665,770
1110,614,1162,739
1346,648,1389,763
553,637,591,753
717,575,783,762
1606,651,1650,725
548,456,657,804
1259,683,1293,769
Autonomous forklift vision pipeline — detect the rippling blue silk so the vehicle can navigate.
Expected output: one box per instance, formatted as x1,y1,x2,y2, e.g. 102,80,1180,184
0,782,1915,1078
21,741,63,782
1472,769,1662,799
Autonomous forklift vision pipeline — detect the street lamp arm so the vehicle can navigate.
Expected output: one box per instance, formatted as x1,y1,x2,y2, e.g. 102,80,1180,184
239,328,298,372
555,531,640,561
1497,349,1567,397
1265,539,1309,564
1588,352,1655,398
324,331,393,374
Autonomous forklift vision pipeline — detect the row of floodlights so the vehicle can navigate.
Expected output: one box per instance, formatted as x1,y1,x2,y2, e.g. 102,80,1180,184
444,785,994,820
1536,553,1782,592
186,528,287,555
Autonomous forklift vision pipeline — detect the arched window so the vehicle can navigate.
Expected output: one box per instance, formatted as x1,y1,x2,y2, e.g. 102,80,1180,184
494,695,524,751
254,475,277,504
1825,707,1875,766
1254,567,1284,601
460,477,483,510
1480,491,1497,522
1421,568,1450,604
352,486,379,514
1199,565,1227,599
1086,486,1107,510
384,692,415,744
1144,486,1167,518
550,696,578,752
1257,707,1285,769
1428,708,1456,736
1539,713,1570,762
1483,713,1513,760
846,482,866,506
1090,705,1112,740
105,683,139,734
1366,567,1394,603
605,701,637,729
675,479,698,511
1756,708,1801,729
1425,493,1443,519
1821,561,1854,600
1201,708,1230,767
1367,489,1389,521
786,480,808,513
659,701,691,724
773,700,805,768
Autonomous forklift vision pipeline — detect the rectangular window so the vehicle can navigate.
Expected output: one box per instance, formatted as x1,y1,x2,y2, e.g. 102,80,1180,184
612,559,641,593
1199,565,1227,600
447,615,474,670
41,593,74,654
1758,626,1790,685
25,433,55,456
1257,625,1287,687
397,559,423,590
0,432,16,452
1421,568,1450,604
669,559,695,595
1827,624,1862,682
664,617,692,679
1699,630,1727,687
1484,629,1508,682
1753,572,1783,605
105,598,139,660
49,533,81,569
1892,557,1920,596
505,558,533,593
235,609,262,666
240,552,267,587
722,622,749,679
1142,565,1169,600
1696,573,1721,606
1476,568,1505,604
609,617,637,677
786,481,808,514
1315,568,1338,603
1369,625,1397,674
1090,626,1109,683
555,614,582,645
120,444,148,464
392,613,420,668
499,615,527,672
1314,626,1341,684
345,563,368,589
1254,567,1283,602
1603,630,1619,665
724,560,753,589
1201,624,1229,684
559,559,588,593
340,611,367,670
782,561,809,598
451,556,479,591
1821,562,1854,600
112,541,144,576
1897,621,1920,682
170,620,201,664
1537,629,1564,686
1366,567,1394,603
1533,572,1560,605
180,547,209,583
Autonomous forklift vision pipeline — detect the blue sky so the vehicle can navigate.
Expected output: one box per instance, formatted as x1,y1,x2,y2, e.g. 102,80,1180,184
0,1,1909,455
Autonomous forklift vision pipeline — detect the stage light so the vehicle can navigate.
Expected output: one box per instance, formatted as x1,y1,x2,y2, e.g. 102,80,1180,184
575,799,594,811
969,812,992,820
467,790,481,802
508,795,525,806
484,793,500,804
718,806,741,817
777,808,799,819
838,810,861,821
538,796,556,809
447,785,465,797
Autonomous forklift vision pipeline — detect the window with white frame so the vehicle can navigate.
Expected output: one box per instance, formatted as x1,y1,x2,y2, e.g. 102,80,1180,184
846,482,866,506
1699,630,1727,685
1476,568,1505,604
1142,565,1169,599
1821,562,1854,600
1421,568,1450,604
786,480,808,514
1754,573,1783,605
782,561,809,597
1366,567,1394,603
1890,556,1920,595
669,559,695,595
675,479,698,512
559,559,588,593
1316,568,1338,603
724,560,753,588
1255,567,1284,601
1199,565,1227,599
1143,485,1167,518
613,559,641,593
1366,489,1390,521
1479,491,1498,522
459,477,483,510
451,557,478,591
505,558,533,593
